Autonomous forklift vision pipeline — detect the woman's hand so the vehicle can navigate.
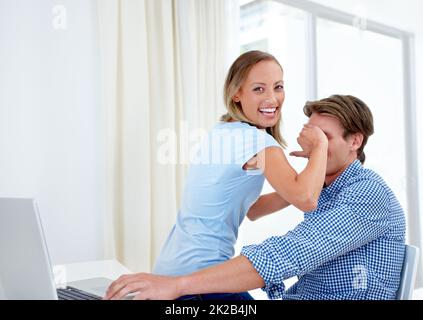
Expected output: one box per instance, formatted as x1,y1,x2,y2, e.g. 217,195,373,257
104,273,183,300
290,124,327,158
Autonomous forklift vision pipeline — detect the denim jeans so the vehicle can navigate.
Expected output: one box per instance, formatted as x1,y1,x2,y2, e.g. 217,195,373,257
177,292,254,301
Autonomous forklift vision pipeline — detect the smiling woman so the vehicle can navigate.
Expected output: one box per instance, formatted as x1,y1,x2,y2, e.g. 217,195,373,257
105,50,329,300
221,51,287,148
233,60,284,128
97,0,242,273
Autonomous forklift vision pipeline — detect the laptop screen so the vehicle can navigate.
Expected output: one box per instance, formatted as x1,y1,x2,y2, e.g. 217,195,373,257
0,198,58,300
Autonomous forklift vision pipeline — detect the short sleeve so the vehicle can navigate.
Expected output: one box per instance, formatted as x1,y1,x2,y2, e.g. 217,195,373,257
201,122,282,168
234,124,282,168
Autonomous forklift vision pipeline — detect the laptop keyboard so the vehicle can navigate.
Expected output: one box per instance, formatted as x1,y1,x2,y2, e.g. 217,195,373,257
57,286,102,300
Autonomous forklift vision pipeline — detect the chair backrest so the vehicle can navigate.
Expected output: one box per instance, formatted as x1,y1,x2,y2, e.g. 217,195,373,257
397,244,420,300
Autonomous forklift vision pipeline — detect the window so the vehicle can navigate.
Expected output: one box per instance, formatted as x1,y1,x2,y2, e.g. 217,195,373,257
316,19,408,217
237,0,420,297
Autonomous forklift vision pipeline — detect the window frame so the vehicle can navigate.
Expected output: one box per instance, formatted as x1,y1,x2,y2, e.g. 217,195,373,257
243,0,421,284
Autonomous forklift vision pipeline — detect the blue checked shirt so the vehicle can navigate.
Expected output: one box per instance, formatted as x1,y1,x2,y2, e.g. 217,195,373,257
241,160,406,300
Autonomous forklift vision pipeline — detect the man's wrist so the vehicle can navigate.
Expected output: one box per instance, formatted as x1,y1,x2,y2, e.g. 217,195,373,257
175,275,191,297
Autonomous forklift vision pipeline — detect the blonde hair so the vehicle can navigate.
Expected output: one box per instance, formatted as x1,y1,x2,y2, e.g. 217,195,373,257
220,50,287,148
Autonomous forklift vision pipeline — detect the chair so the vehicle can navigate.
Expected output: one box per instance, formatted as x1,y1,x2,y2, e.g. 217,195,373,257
396,244,420,300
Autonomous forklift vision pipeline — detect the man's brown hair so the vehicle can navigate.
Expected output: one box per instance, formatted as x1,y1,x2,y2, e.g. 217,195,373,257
304,95,374,163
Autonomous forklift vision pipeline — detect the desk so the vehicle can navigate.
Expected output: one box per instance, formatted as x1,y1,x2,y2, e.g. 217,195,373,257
53,259,132,285
413,287,423,300
54,261,423,300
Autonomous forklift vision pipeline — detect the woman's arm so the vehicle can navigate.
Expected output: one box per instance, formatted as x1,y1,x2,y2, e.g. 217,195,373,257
247,192,290,221
257,125,328,212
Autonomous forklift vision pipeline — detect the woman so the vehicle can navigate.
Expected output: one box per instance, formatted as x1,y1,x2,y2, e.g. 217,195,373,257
106,50,328,300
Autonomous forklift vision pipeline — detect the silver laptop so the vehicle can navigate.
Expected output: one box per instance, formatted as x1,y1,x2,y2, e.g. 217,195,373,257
0,198,113,300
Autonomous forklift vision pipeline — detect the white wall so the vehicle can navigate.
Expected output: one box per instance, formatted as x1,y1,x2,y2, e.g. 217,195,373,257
310,5,423,172
312,1,423,153
0,0,105,264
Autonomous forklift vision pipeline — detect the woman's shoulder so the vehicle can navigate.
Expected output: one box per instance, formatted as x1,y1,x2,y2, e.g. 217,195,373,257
214,121,260,131
212,121,280,149
212,122,279,147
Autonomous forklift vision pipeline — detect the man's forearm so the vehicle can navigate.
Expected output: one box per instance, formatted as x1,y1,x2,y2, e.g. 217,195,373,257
177,256,265,296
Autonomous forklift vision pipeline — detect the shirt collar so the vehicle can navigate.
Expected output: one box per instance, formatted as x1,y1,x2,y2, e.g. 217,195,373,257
323,159,362,195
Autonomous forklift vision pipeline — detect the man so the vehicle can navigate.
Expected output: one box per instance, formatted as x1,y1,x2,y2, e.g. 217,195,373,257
106,95,406,300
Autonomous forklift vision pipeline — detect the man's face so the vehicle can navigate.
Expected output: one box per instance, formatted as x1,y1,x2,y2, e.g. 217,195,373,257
308,113,361,184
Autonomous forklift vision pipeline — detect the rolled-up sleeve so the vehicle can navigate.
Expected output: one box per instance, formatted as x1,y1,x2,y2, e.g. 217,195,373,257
241,180,391,299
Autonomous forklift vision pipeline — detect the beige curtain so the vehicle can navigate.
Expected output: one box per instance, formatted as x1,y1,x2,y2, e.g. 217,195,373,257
97,0,239,272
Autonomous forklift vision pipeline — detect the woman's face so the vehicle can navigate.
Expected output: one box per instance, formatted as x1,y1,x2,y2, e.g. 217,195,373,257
234,60,284,129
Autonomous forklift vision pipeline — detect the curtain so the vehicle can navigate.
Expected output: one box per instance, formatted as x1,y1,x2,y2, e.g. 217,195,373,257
97,0,239,272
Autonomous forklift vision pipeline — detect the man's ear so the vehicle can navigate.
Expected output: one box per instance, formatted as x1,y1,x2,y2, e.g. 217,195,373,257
351,133,364,151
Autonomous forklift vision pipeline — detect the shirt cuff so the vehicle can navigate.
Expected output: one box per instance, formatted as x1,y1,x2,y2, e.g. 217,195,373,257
241,244,285,300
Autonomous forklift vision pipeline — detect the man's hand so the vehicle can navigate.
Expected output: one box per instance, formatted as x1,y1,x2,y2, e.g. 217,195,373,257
104,273,183,300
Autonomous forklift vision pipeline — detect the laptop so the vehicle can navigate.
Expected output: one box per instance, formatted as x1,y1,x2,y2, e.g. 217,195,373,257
0,197,113,300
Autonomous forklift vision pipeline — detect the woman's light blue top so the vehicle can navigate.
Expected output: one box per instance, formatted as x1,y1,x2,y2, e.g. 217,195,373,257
153,121,281,276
